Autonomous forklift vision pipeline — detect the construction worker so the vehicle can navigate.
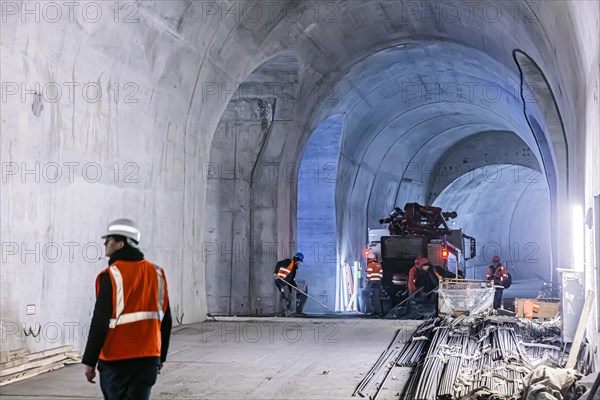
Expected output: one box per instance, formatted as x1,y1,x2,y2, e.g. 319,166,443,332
365,252,383,315
407,258,447,295
274,252,303,316
82,218,172,400
486,255,509,309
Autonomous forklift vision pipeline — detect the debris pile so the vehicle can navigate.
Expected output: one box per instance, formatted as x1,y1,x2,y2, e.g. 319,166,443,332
0,345,81,386
355,316,590,400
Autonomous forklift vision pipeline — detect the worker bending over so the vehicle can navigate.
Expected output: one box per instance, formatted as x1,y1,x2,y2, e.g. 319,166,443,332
408,258,453,296
274,253,304,316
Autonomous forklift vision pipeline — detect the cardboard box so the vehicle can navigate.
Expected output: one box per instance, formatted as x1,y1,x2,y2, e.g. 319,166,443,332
515,298,560,319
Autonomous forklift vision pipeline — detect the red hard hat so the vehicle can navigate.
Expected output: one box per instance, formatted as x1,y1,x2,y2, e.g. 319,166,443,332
416,257,430,266
492,256,500,262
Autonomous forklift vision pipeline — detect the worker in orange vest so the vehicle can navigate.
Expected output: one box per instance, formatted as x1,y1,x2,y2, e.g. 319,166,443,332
82,218,172,400
274,252,303,316
407,257,448,296
486,255,509,309
365,252,383,315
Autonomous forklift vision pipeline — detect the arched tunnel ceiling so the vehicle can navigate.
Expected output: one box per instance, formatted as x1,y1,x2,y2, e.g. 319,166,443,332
426,131,541,203
298,37,570,271
308,42,548,245
321,42,544,173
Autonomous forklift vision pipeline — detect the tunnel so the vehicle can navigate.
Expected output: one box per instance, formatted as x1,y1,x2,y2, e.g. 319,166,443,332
1,0,599,398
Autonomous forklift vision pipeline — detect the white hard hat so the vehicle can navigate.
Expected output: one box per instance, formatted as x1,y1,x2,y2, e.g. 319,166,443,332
101,218,141,243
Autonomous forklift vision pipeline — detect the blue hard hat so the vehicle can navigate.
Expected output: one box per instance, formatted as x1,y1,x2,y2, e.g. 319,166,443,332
293,252,304,262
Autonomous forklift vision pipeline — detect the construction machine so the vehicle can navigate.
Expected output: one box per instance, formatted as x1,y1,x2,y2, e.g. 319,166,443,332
365,203,477,313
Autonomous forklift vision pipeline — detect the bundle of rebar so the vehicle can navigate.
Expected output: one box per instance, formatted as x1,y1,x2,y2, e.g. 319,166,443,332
396,317,565,399
396,319,436,367
354,329,407,399
355,315,571,400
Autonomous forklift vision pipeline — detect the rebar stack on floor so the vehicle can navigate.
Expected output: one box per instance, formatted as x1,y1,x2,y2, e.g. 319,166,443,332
399,317,568,400
354,329,409,399
353,315,578,400
514,317,563,368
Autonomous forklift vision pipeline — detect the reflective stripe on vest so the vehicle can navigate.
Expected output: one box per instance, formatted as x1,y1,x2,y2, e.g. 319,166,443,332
108,264,166,329
488,266,508,281
276,261,294,280
366,262,383,281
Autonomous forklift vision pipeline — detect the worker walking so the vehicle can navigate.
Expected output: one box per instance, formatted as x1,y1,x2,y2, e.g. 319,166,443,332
365,252,384,315
82,218,172,400
486,255,509,309
274,253,303,316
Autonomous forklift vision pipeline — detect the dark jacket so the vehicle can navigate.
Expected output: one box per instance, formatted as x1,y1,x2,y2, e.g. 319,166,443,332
82,245,172,367
274,258,298,286
412,264,453,292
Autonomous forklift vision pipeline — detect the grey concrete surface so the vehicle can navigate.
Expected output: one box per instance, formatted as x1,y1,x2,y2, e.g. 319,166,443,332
1,0,598,370
0,318,421,399
297,115,343,313
434,164,551,281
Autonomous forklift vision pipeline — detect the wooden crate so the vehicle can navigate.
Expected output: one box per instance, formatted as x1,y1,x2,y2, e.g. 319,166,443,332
515,298,560,319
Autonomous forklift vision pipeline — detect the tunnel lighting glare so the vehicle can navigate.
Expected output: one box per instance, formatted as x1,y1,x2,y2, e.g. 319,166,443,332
572,205,584,271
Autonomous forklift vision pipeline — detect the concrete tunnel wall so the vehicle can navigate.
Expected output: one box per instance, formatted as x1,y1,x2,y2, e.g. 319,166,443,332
0,1,598,353
433,165,551,283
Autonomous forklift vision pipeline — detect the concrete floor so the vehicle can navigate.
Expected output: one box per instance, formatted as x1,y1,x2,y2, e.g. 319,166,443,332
0,317,421,399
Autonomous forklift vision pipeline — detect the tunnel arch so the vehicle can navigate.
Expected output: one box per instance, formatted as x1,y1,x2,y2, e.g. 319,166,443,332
433,164,551,288
203,53,300,316
0,0,596,363
328,41,549,268
513,50,569,281
426,131,541,202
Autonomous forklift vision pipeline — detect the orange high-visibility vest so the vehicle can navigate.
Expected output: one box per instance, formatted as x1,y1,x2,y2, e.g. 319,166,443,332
96,260,168,361
276,260,295,281
408,266,417,293
366,260,383,282
487,265,509,284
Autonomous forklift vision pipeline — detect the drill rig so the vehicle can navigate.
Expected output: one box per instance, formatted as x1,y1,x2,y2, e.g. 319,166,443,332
366,203,476,312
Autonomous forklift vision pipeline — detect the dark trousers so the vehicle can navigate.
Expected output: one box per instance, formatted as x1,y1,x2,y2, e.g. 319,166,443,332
98,357,159,400
275,279,295,314
493,288,504,309
296,291,308,313
368,281,382,315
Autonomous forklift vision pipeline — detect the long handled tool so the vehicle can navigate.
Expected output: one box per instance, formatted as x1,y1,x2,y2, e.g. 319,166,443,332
394,286,440,309
277,278,334,312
